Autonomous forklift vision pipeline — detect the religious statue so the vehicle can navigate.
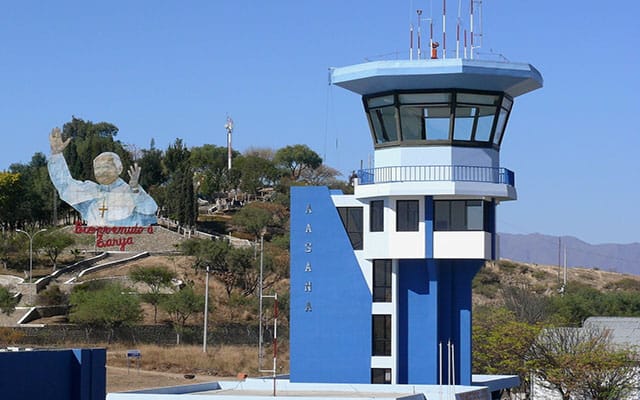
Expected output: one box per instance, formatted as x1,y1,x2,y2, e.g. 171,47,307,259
47,127,158,226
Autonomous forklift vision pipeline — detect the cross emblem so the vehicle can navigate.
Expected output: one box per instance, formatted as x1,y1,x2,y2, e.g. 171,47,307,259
99,200,108,218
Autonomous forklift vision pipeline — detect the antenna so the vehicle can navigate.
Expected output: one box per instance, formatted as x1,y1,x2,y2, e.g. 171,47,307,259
470,0,483,59
410,22,414,60
224,116,234,170
417,9,423,59
456,0,461,58
442,0,447,59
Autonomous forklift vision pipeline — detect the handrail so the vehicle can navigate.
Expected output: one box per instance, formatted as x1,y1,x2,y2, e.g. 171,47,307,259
357,165,515,186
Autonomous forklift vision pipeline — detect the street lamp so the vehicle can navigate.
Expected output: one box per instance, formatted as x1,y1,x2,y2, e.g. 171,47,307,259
203,265,210,353
16,228,47,283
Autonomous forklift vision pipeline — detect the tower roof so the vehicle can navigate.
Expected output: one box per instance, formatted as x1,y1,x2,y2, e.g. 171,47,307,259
330,59,542,98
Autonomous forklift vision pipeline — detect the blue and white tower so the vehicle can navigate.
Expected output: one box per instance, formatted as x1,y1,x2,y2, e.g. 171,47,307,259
290,14,542,387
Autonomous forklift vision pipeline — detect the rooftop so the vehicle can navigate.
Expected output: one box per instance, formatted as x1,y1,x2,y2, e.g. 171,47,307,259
330,59,543,97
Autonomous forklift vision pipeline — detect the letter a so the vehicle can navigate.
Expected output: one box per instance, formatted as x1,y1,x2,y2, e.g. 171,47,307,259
305,204,312,214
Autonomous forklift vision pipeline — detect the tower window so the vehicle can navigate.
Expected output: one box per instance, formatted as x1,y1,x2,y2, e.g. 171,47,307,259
364,90,513,149
337,207,363,250
372,315,391,356
370,200,384,232
373,260,392,302
371,368,392,384
434,200,490,231
396,200,419,232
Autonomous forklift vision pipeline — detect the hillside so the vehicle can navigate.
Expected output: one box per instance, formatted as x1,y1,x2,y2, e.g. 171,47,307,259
473,258,640,307
25,253,640,327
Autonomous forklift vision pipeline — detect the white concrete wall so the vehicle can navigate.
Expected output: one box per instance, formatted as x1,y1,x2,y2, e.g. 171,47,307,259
374,146,499,169
433,231,492,259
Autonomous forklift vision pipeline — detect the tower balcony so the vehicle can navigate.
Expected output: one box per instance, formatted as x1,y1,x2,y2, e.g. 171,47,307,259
354,164,516,200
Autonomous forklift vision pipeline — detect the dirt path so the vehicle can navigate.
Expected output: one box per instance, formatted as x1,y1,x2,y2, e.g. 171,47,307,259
107,366,220,393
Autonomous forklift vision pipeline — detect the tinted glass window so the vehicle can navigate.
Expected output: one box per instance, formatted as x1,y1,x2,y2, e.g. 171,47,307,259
399,107,425,140
337,207,363,250
399,93,451,104
370,200,384,232
370,107,398,144
474,106,496,142
493,108,509,145
433,200,490,231
396,200,419,232
453,107,476,140
372,315,391,356
371,368,392,384
373,259,392,302
425,107,450,140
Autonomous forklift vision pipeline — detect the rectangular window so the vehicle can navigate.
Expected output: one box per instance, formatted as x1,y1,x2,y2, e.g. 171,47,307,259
371,368,392,384
370,200,384,232
433,200,490,231
396,200,419,232
337,207,363,250
372,315,391,356
373,260,392,302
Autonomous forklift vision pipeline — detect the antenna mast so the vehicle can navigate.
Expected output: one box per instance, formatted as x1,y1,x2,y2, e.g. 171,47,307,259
417,9,423,59
224,116,234,170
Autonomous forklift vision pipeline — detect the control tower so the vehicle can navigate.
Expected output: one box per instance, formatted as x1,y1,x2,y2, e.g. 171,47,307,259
289,9,542,388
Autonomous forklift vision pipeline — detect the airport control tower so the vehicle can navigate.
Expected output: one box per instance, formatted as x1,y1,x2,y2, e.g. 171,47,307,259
289,5,542,387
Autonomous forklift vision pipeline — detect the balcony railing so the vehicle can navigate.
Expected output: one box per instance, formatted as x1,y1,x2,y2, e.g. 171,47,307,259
357,165,515,186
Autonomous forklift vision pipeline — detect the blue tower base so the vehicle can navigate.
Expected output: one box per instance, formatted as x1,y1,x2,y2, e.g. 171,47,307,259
398,259,483,385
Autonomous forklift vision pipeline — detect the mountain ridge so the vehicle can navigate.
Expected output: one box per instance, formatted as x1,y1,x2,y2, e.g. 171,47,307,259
498,233,640,275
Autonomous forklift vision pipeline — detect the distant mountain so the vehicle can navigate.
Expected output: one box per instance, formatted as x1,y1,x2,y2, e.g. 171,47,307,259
498,233,640,275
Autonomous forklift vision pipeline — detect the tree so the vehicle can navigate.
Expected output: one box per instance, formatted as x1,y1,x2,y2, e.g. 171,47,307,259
528,325,639,400
235,154,281,195
274,144,322,181
137,143,165,189
473,306,541,398
37,229,75,270
501,284,550,324
160,285,205,344
299,164,341,185
0,172,23,228
129,266,176,323
69,282,142,343
37,284,69,306
231,203,272,240
0,286,19,315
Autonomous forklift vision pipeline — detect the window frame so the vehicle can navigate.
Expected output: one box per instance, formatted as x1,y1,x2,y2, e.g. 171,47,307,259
363,89,513,150
370,200,384,232
373,259,392,302
433,199,491,231
396,199,420,232
372,315,392,356
337,207,364,250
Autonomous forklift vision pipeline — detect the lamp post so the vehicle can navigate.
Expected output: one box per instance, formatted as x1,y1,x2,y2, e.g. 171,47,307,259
258,228,266,369
203,265,210,353
16,228,47,283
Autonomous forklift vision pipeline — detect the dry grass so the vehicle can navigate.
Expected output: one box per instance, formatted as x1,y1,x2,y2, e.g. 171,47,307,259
106,343,289,377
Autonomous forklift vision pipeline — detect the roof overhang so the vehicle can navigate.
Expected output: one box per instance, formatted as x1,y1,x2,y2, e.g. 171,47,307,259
330,59,543,98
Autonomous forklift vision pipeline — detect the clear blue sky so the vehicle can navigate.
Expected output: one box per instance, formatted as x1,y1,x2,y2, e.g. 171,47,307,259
1,1,639,245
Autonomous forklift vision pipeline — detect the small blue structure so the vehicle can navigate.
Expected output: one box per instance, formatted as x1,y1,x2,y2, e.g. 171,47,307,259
0,348,106,400
290,57,542,386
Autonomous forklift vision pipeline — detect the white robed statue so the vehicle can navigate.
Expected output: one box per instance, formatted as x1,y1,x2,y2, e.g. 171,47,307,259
47,128,157,226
